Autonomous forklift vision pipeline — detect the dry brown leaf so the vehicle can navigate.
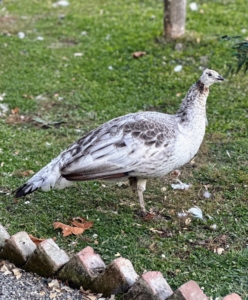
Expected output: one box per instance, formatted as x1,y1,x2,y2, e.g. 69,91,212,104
0,265,9,273
11,107,19,114
48,279,60,289
28,234,46,246
53,222,74,237
143,212,156,221
53,217,93,237
4,270,12,275
132,51,146,58
71,218,94,230
12,268,21,276
70,227,87,236
29,235,56,245
49,293,57,299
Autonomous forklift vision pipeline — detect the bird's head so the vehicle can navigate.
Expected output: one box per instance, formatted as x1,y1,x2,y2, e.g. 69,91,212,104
200,69,224,87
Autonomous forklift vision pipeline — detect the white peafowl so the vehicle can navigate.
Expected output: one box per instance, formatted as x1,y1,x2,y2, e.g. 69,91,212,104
15,69,224,213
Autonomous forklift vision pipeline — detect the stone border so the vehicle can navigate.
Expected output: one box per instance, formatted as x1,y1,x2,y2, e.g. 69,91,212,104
0,224,241,300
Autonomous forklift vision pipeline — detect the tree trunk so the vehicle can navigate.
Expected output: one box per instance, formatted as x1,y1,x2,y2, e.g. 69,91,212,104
164,0,186,40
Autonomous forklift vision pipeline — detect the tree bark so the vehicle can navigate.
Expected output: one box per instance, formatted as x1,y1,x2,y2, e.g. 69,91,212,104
164,0,186,40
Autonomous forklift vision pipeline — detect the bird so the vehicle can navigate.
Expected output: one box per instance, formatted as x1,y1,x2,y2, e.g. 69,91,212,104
15,69,224,213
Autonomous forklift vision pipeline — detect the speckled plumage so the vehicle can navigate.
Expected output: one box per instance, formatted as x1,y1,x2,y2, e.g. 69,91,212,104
15,69,224,212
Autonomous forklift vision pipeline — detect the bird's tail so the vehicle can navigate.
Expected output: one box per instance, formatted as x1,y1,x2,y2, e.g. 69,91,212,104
14,158,73,198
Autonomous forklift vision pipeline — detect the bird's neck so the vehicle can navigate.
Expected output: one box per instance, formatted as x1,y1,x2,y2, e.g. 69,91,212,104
176,80,209,123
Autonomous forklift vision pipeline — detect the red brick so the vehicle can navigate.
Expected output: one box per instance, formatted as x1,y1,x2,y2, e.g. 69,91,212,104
0,231,36,266
24,238,69,277
92,257,138,297
222,293,242,300
121,271,173,300
168,280,208,300
58,246,106,288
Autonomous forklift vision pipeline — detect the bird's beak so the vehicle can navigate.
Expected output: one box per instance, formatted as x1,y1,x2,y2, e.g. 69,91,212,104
217,75,225,81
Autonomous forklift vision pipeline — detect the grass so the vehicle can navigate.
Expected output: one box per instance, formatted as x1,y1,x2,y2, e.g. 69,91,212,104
0,0,248,298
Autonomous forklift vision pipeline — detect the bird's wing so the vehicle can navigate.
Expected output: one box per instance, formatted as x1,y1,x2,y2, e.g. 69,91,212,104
59,112,177,180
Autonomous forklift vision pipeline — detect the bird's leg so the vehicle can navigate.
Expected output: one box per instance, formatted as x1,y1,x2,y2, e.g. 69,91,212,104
137,178,147,213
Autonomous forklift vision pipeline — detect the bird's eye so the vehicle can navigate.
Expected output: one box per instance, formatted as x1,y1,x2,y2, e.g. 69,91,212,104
207,73,212,77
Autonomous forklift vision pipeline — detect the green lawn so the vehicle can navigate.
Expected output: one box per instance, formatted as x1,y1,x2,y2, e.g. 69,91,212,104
0,0,248,298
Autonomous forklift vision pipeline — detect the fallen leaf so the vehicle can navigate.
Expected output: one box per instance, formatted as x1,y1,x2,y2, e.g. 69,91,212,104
53,217,93,237
39,291,46,296
49,293,57,299
12,268,21,276
28,234,46,246
16,273,22,280
0,264,9,273
4,270,12,275
132,51,146,58
143,212,156,221
11,107,19,114
48,279,60,289
53,222,78,237
70,217,94,230
185,218,191,225
61,286,72,292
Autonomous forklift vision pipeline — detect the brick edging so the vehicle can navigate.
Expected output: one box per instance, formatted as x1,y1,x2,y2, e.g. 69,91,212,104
0,224,242,300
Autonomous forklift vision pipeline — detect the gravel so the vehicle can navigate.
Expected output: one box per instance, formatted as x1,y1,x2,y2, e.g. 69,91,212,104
0,260,107,300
